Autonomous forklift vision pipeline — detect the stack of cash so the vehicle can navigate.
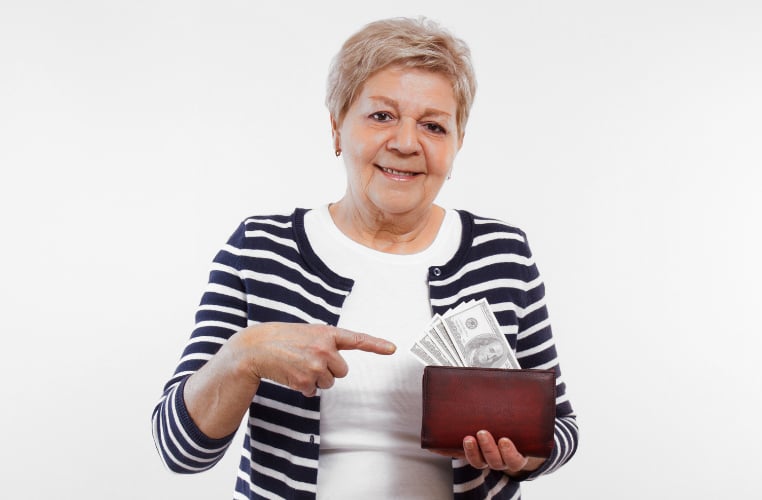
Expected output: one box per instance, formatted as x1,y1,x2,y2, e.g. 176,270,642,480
410,298,520,369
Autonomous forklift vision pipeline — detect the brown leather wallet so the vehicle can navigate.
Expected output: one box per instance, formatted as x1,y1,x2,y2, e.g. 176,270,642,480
420,366,556,458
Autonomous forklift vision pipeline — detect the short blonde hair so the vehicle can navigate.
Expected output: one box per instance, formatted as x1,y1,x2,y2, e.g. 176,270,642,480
326,17,477,137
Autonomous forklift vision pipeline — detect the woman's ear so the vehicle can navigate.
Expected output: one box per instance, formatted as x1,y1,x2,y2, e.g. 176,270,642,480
330,114,341,152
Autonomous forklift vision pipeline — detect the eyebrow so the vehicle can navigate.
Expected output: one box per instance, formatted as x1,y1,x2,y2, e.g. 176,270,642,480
368,96,453,119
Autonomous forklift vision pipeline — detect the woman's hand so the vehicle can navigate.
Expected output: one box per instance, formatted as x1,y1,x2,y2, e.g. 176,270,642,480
431,430,544,477
241,322,397,397
184,322,396,438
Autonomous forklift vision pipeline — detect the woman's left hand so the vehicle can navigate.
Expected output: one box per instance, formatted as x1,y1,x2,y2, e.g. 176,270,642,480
432,430,545,477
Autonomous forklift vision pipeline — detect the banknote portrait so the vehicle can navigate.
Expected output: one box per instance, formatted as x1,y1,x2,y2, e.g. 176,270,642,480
465,334,509,368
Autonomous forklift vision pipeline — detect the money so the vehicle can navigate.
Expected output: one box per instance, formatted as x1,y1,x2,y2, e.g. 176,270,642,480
410,298,520,369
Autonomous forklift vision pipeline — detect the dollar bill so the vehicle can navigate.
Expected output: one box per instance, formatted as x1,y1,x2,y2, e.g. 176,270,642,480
410,342,438,366
415,330,455,366
428,315,464,366
410,298,520,369
441,299,519,369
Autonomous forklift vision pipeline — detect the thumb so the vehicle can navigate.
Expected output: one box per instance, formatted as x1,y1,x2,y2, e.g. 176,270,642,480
334,329,396,355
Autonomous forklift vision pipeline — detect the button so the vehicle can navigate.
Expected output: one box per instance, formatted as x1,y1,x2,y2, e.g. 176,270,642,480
432,267,442,277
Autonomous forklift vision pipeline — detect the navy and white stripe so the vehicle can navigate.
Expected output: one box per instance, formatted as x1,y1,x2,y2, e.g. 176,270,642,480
152,209,578,499
431,214,578,499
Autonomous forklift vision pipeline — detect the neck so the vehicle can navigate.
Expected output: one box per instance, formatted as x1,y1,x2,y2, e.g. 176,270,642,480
328,200,445,255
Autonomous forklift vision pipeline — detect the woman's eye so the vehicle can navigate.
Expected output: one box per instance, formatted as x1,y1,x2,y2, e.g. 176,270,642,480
370,112,393,121
425,123,446,134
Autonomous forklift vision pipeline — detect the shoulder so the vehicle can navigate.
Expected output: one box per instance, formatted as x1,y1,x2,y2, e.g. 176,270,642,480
456,209,530,249
437,210,539,298
224,209,303,251
241,211,299,232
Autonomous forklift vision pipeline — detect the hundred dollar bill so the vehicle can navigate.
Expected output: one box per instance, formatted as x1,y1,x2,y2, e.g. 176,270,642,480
410,342,439,366
428,315,464,366
441,298,520,369
429,325,461,366
415,330,456,366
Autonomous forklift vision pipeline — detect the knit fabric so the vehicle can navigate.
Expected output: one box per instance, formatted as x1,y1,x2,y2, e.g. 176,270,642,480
152,208,578,499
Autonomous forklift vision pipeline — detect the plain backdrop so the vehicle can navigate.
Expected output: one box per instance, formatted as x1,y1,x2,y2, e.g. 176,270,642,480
2,1,761,498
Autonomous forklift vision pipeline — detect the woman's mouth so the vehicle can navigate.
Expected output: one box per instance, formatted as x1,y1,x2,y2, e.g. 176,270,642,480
378,165,418,178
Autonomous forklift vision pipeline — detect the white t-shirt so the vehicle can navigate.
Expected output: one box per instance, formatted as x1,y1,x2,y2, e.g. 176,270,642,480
304,205,461,499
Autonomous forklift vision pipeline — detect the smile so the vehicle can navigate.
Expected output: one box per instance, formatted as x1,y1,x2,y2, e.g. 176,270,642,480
379,166,418,177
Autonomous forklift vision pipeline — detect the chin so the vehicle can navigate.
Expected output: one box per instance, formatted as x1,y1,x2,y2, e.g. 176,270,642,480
381,205,434,220
368,194,429,216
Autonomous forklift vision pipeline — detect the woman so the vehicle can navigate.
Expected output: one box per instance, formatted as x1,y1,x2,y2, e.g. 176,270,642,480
152,17,578,499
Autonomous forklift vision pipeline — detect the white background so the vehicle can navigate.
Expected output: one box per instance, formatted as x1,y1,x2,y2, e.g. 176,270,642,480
2,1,761,498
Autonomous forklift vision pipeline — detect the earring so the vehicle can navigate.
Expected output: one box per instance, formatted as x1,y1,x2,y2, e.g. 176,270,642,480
335,149,342,158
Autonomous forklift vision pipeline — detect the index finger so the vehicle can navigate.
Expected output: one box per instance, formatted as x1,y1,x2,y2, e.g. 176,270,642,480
334,329,396,355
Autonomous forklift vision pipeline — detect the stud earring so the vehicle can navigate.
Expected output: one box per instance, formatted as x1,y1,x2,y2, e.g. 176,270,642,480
335,149,342,158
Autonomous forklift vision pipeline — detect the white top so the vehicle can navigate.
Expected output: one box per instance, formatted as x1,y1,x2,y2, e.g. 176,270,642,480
304,205,461,499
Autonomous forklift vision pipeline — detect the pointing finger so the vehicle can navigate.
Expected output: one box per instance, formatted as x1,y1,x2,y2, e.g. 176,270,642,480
334,329,396,355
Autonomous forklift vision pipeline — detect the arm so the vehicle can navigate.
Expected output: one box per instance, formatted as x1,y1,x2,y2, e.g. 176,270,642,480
183,322,396,439
151,223,396,472
445,229,579,480
150,223,252,473
511,249,579,479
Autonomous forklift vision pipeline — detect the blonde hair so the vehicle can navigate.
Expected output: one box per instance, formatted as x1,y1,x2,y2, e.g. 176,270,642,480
326,17,477,137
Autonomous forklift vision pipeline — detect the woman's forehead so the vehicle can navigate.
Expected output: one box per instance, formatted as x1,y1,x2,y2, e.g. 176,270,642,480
354,67,457,113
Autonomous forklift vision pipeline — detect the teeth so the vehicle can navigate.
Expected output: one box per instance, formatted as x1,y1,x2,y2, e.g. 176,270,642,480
382,167,414,176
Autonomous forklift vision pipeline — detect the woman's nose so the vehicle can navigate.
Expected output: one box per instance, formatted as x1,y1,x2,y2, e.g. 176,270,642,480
388,118,422,155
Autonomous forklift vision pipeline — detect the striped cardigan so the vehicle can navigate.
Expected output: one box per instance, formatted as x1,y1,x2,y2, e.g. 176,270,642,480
152,208,578,499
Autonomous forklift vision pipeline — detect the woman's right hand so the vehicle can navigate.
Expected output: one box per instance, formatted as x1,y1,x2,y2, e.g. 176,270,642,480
183,323,396,438
235,322,397,397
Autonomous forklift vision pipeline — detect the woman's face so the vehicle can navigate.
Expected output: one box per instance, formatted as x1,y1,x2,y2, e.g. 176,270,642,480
333,66,462,219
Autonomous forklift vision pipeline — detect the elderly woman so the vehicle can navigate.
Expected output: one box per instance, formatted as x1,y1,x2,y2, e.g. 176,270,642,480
152,17,578,499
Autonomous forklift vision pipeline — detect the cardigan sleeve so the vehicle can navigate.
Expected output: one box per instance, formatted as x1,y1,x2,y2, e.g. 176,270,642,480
441,215,579,498
151,222,249,473
514,232,579,479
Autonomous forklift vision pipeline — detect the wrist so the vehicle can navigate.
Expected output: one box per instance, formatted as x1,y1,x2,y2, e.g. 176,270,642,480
227,327,263,386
